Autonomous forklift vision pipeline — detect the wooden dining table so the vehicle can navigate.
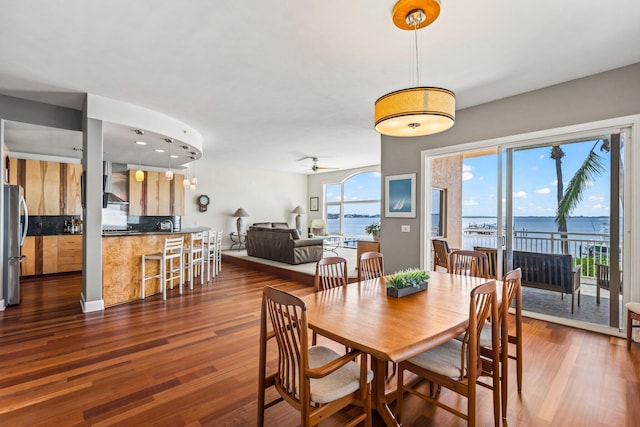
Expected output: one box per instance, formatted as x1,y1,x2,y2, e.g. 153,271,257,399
302,270,498,427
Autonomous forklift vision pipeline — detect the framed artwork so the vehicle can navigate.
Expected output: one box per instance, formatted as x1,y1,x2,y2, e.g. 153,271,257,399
385,173,416,218
310,196,319,211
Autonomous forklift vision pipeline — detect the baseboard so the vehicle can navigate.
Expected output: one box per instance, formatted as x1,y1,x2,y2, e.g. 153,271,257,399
80,292,105,313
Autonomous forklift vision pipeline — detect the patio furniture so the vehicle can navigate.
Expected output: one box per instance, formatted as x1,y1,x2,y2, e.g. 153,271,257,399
627,302,640,350
432,238,452,271
596,263,622,304
396,280,500,427
449,250,490,279
512,250,581,313
257,286,373,427
310,218,341,255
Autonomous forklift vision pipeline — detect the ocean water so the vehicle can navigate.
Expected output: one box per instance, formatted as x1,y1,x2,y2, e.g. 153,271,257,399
327,217,379,236
463,216,610,235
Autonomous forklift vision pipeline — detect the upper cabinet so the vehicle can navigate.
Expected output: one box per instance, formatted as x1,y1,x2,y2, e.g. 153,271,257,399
10,159,82,216
25,159,61,215
128,171,184,216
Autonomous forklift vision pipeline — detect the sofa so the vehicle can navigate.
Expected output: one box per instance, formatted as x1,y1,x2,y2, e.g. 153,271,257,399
246,222,323,265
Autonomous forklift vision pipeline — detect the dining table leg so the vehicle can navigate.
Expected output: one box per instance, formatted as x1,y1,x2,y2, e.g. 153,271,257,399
371,357,400,427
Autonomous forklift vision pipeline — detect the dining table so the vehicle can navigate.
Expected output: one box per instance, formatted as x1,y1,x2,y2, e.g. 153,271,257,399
302,270,499,427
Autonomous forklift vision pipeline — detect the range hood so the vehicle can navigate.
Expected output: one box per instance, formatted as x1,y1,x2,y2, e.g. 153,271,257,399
103,161,128,206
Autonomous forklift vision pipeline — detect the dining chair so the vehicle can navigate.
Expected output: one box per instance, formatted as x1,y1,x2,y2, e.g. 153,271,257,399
473,246,499,279
396,280,500,427
596,263,623,304
432,239,452,271
141,236,184,300
257,286,373,427
357,251,384,282
479,268,523,419
314,256,348,292
449,250,490,279
627,302,640,350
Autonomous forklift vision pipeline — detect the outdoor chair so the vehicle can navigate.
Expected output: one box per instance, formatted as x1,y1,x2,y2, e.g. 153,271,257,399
257,286,373,427
396,280,501,427
596,263,623,304
627,303,640,351
432,239,452,271
449,250,490,279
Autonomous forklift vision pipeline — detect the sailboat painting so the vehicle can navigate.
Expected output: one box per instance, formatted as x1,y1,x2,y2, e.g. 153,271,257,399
385,173,416,218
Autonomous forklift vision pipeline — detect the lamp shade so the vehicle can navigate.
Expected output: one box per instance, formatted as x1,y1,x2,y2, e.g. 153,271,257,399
375,87,455,137
135,169,145,182
232,208,250,218
291,205,305,215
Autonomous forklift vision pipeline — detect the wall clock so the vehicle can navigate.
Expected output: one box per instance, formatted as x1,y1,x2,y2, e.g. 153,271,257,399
198,194,210,212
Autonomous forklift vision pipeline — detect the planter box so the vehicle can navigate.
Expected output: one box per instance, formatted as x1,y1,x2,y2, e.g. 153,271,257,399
386,282,428,298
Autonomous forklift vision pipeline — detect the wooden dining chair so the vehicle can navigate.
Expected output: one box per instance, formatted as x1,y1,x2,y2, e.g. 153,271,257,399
473,246,499,279
479,268,523,419
432,239,452,271
449,250,490,279
314,256,348,292
357,252,384,282
627,303,640,351
257,286,373,427
396,280,500,427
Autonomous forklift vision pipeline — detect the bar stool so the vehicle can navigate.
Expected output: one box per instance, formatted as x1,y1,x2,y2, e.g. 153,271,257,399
205,230,218,281
141,236,184,300
215,229,223,273
184,232,205,288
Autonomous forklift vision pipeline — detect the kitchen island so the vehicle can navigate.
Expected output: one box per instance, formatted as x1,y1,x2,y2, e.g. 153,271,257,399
102,227,210,306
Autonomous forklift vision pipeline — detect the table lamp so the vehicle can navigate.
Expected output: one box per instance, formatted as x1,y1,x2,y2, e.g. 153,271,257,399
291,205,305,234
232,207,250,235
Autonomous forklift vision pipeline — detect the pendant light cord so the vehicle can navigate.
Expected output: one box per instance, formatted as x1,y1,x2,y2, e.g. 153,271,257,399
413,19,420,87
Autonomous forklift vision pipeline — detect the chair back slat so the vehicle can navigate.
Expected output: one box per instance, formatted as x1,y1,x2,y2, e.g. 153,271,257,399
462,280,497,379
358,252,384,282
315,257,348,292
164,236,184,255
449,250,490,279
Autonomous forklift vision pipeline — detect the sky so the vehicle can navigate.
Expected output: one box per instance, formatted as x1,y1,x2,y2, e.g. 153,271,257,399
463,139,612,217
325,171,381,216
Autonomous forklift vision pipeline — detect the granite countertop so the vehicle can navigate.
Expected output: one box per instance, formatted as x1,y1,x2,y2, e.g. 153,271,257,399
101,226,211,237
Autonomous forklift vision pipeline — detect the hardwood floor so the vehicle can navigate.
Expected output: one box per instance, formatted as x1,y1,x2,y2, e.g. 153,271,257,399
0,265,638,426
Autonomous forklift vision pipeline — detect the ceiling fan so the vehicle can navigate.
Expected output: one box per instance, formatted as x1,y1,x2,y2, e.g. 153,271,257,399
307,157,339,172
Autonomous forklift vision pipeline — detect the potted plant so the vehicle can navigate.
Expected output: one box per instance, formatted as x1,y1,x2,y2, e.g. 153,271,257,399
386,268,429,298
365,221,381,241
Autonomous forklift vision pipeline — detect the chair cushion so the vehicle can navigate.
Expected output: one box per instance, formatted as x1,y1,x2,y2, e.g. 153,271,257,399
406,339,464,379
627,302,640,315
291,229,301,240
308,346,373,404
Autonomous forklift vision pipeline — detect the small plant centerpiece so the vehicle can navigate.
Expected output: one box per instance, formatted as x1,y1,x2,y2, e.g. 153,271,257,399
365,221,381,241
386,268,429,298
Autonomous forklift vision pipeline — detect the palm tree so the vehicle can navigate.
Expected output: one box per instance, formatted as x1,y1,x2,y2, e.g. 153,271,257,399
552,140,606,254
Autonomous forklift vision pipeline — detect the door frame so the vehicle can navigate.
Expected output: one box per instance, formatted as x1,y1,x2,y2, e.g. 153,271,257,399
421,114,640,337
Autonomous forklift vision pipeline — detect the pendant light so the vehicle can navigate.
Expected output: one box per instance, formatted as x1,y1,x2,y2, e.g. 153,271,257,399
134,130,146,181
374,0,455,137
164,138,174,180
190,159,197,192
182,162,190,189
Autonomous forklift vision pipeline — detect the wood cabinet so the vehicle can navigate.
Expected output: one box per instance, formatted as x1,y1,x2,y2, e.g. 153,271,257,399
128,171,185,216
20,235,83,276
25,159,61,215
62,163,82,215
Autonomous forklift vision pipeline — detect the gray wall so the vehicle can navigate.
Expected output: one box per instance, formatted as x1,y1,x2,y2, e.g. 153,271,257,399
381,62,640,272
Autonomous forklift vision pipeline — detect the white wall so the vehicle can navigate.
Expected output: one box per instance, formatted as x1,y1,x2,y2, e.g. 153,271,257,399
182,159,308,248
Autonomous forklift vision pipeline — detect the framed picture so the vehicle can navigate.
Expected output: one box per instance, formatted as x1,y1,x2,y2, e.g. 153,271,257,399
385,173,416,218
310,196,319,212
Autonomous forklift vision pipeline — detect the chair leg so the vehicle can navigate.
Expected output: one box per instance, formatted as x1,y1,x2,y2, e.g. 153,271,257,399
395,364,405,425
596,285,601,305
141,256,146,300
161,259,167,300
501,350,508,419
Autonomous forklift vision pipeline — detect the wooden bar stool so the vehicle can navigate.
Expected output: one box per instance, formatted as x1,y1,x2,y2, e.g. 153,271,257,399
141,236,184,300
627,302,640,350
184,232,205,288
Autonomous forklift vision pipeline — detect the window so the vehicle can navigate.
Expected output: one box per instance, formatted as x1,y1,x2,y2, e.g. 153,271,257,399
431,188,445,237
325,171,381,243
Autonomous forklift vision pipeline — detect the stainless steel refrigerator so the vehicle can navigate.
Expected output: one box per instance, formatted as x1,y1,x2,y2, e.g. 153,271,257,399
3,185,28,306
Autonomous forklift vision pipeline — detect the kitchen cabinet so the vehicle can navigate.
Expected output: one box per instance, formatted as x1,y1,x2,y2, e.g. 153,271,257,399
25,159,61,215
20,235,83,276
128,171,185,216
62,163,82,215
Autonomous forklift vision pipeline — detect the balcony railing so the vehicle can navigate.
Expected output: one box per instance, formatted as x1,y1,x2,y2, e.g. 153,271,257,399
462,228,615,278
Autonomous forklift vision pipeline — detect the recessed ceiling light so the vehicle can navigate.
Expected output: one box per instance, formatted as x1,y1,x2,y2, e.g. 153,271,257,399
135,141,147,145
155,149,165,153
170,154,179,159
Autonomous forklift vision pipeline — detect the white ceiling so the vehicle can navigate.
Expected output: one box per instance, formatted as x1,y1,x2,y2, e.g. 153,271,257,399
1,0,639,174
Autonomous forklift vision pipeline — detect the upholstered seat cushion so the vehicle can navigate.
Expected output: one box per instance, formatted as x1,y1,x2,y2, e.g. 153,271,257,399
406,339,465,379
308,346,373,404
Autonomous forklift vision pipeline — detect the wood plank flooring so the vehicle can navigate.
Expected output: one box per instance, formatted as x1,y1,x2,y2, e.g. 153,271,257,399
0,265,638,426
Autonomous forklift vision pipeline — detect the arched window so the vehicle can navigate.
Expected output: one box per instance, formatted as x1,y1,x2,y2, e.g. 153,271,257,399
325,171,381,244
